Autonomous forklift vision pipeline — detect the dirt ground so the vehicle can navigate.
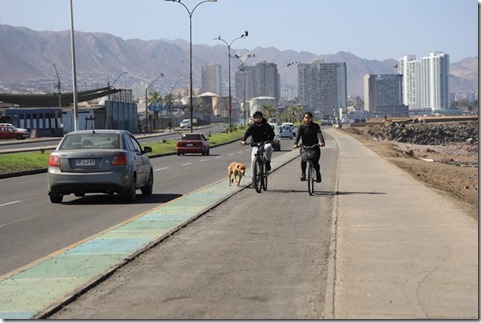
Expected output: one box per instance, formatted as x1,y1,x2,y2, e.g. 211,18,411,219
341,125,479,220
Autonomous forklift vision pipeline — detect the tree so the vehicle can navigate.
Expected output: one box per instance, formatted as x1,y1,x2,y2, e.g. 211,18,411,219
261,104,276,119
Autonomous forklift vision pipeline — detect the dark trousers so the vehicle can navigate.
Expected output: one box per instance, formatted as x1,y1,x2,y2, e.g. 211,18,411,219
300,146,320,174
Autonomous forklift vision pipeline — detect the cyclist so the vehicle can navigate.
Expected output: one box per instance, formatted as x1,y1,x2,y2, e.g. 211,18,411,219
293,112,326,182
241,111,276,173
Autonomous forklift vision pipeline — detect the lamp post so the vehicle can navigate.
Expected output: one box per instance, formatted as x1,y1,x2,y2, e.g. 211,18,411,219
165,0,217,133
145,73,164,132
106,71,128,129
51,63,62,109
214,31,248,131
69,0,78,130
234,54,255,125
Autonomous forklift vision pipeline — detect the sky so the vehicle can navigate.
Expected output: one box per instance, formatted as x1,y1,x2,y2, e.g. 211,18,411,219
0,0,479,62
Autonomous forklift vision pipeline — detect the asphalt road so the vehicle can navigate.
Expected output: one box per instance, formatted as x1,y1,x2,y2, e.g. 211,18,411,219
0,138,293,276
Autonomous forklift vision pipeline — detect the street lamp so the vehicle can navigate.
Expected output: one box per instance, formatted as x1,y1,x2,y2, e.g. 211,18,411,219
145,73,164,132
234,54,255,125
69,0,79,130
51,63,61,109
214,30,248,131
106,71,128,129
165,0,217,133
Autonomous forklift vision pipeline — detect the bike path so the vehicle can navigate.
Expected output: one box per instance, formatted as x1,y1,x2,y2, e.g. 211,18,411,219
0,147,300,319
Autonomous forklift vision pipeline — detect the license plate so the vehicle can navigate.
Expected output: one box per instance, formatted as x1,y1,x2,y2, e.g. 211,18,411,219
76,159,96,166
186,143,193,147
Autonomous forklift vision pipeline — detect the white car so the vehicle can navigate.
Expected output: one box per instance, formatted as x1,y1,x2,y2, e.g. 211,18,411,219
179,119,191,128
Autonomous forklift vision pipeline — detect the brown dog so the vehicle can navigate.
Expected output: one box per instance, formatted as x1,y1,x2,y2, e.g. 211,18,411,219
228,162,246,186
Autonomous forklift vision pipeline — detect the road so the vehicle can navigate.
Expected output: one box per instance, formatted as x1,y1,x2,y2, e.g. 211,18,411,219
0,137,292,276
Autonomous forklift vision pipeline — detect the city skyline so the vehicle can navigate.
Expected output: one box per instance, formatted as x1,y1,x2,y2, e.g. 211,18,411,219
0,0,478,63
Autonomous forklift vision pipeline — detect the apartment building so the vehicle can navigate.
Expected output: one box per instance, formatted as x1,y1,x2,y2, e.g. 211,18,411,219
234,61,280,103
397,52,450,113
364,74,408,117
298,60,347,119
201,64,222,95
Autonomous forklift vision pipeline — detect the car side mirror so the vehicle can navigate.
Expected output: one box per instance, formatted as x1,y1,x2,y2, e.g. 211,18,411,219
143,146,152,153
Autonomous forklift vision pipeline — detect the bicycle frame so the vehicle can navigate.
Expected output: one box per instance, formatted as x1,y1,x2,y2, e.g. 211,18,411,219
250,142,269,193
301,144,318,196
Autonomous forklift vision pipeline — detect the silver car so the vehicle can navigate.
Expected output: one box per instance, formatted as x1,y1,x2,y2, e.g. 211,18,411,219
47,129,153,203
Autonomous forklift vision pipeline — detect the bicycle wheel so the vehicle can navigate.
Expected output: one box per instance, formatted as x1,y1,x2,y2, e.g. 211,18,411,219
307,161,315,195
262,162,268,191
254,159,263,193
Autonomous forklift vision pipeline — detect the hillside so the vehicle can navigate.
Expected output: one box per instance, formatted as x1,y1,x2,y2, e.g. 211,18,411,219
0,24,477,98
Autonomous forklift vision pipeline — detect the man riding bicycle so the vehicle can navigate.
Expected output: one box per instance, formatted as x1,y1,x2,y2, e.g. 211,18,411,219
293,112,325,182
241,111,276,173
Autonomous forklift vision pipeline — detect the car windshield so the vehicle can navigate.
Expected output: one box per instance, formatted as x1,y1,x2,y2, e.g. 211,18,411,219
180,134,203,141
60,133,120,149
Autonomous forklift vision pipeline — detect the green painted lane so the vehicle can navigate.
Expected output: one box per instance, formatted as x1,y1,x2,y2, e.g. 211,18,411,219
0,149,299,319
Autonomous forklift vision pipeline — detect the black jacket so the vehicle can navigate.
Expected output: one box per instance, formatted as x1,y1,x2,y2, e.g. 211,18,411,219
242,118,275,143
294,122,325,146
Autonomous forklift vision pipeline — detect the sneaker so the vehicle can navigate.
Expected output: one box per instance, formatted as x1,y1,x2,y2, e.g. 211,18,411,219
316,172,322,183
300,174,306,181
265,161,271,172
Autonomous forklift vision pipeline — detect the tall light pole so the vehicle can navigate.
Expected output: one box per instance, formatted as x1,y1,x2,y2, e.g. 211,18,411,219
51,63,62,109
214,31,248,131
145,73,164,132
106,71,128,129
69,0,78,131
165,0,217,133
234,54,255,126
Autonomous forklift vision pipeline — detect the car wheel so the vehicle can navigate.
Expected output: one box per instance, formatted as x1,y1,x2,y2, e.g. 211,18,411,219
141,170,153,196
177,152,181,156
124,175,136,202
50,193,63,203
206,148,210,156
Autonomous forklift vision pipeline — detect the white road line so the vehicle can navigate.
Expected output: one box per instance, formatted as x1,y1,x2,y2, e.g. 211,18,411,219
215,156,223,159
154,167,169,172
200,159,209,162
181,163,192,166
0,200,21,207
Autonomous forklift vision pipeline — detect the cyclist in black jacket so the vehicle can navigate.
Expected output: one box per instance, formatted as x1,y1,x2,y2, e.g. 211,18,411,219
241,111,276,173
293,112,325,182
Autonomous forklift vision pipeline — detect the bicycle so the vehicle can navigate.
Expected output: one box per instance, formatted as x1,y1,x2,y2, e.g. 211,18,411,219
250,141,270,193
301,144,319,196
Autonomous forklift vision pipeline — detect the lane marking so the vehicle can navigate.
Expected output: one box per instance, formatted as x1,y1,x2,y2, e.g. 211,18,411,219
200,159,209,162
154,167,169,172
181,163,192,166
0,200,21,207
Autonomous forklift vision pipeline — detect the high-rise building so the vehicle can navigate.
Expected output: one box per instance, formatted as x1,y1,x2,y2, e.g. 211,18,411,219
234,61,280,103
201,64,222,95
298,60,347,118
397,55,420,110
397,52,450,113
420,52,450,111
364,74,408,117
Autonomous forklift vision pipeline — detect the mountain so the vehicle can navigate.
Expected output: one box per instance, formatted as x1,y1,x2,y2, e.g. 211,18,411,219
0,24,477,99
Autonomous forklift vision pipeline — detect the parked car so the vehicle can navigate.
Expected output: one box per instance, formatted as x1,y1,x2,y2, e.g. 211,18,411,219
268,123,281,151
47,129,153,203
176,133,210,156
280,126,293,139
179,119,191,129
0,123,29,140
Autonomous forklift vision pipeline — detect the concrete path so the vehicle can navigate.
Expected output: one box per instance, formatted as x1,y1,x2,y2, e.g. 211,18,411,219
323,128,478,319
